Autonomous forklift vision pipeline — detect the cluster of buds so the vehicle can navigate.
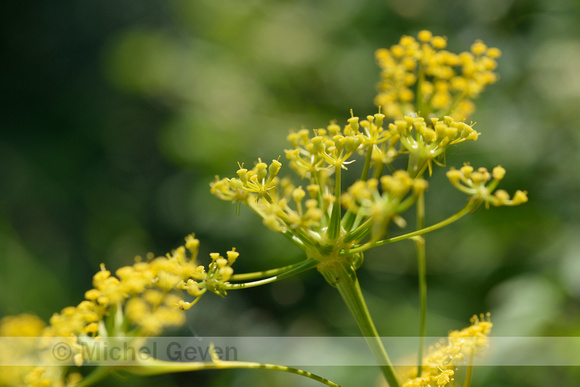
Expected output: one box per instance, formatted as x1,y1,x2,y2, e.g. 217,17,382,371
212,105,526,263
10,235,240,386
375,30,501,121
211,157,327,236
284,117,363,178
211,111,429,262
391,115,479,176
177,247,239,303
446,164,528,208
342,171,429,241
401,314,493,387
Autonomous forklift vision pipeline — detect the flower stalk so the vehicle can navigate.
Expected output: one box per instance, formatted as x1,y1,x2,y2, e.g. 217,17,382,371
120,351,342,387
415,192,427,377
317,259,400,387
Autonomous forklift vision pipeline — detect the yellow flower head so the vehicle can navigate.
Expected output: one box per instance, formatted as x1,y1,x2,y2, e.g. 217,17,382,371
447,163,528,208
0,314,48,387
40,234,239,356
401,314,493,387
375,30,501,121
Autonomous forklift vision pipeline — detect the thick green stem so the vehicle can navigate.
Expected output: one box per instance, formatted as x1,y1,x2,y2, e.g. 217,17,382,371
318,260,400,387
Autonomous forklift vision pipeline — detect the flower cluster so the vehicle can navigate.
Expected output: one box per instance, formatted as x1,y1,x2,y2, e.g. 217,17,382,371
375,30,501,121
1,30,528,387
211,111,433,262
211,110,524,263
400,314,493,387
47,234,237,339
0,314,66,387
391,114,479,176
210,32,523,387
1,235,239,386
342,171,428,241
447,164,528,208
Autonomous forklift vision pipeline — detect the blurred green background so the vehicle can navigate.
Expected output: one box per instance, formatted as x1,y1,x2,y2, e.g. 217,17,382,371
1,0,580,386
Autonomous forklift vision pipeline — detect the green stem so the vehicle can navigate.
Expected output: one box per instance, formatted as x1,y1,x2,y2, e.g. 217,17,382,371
463,345,475,387
415,237,426,377
328,164,342,240
343,145,374,232
414,191,426,377
77,366,113,387
341,209,357,233
343,218,373,245
119,355,341,387
373,159,386,179
231,259,313,281
318,260,400,387
226,258,318,289
361,144,373,181
342,201,476,256
439,90,468,119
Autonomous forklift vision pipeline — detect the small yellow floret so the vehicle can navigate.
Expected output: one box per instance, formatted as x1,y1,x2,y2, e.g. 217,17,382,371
492,166,506,180
417,30,432,43
471,40,487,56
487,47,502,58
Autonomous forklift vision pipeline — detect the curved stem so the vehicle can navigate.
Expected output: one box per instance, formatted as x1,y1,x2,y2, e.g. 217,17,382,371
318,261,400,387
342,201,476,256
119,355,341,387
226,258,318,290
231,259,314,281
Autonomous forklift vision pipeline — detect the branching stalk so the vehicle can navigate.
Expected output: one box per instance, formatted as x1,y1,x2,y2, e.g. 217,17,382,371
342,201,477,256
231,259,315,281
226,258,318,289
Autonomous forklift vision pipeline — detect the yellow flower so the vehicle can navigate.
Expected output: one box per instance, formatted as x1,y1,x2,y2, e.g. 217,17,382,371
342,171,428,241
400,314,493,387
0,314,47,387
0,314,45,337
447,163,528,207
375,30,501,121
391,115,479,176
9,235,240,385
